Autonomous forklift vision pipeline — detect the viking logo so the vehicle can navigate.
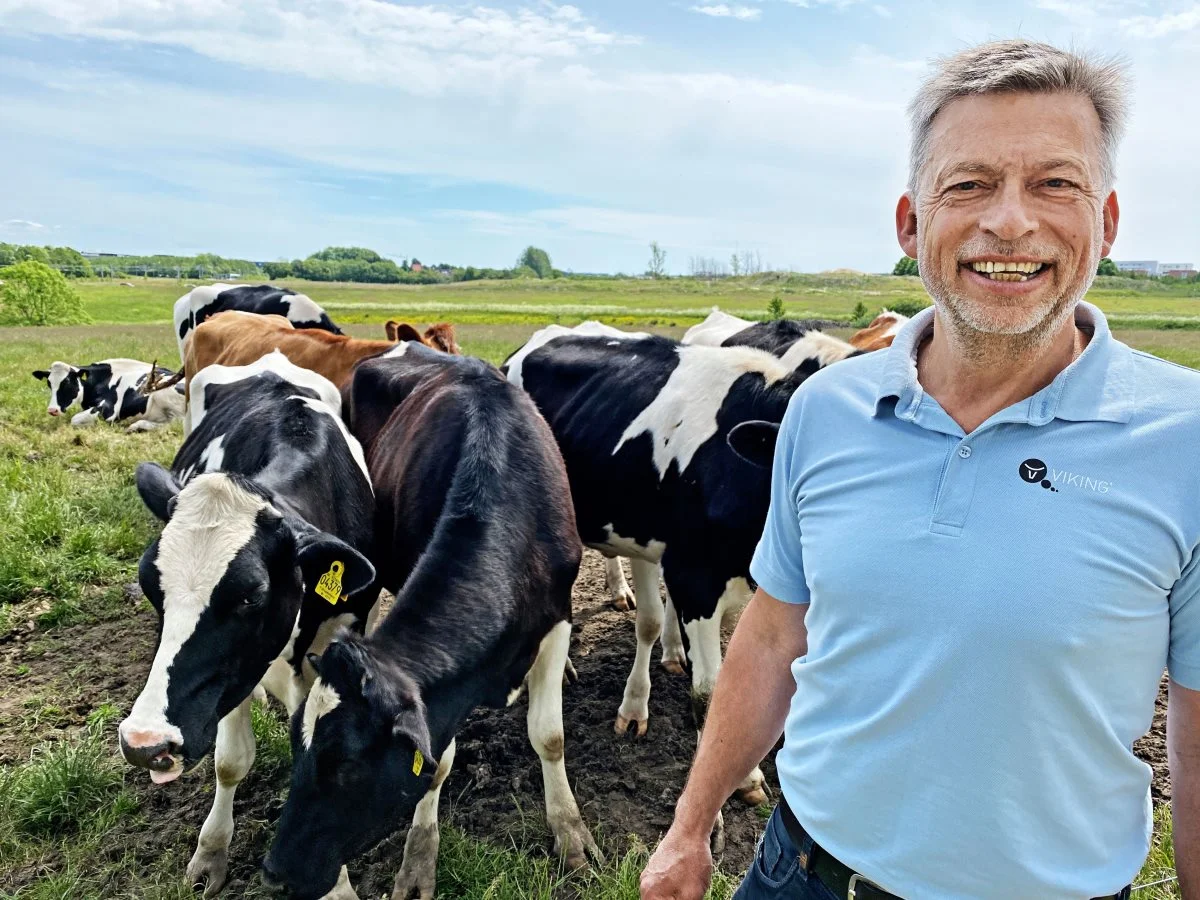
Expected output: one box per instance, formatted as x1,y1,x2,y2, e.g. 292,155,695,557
1019,459,1057,492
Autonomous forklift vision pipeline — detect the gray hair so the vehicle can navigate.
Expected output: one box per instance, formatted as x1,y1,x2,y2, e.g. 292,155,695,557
908,40,1130,193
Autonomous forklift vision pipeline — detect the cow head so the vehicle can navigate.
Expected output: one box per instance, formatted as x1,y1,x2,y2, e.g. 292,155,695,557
848,310,909,352
32,361,84,416
262,639,435,898
117,465,375,784
384,320,460,355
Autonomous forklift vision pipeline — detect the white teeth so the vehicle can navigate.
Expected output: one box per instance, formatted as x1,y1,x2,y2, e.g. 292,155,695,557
967,261,1046,279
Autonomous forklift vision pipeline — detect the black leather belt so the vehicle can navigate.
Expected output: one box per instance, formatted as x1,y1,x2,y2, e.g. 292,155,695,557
777,799,1132,900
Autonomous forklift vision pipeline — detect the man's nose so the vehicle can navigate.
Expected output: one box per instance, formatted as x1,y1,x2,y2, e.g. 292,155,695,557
979,183,1039,242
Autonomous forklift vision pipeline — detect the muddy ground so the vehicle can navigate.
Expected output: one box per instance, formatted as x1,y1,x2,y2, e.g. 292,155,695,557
0,550,1171,897
1,551,779,896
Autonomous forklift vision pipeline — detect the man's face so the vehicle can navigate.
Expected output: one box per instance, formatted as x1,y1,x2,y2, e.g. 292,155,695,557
897,91,1118,345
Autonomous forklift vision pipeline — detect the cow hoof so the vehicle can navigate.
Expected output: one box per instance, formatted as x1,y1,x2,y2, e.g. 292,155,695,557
660,656,686,675
610,588,636,611
186,847,229,897
552,820,603,870
390,846,437,898
614,714,648,737
735,785,769,806
710,813,726,858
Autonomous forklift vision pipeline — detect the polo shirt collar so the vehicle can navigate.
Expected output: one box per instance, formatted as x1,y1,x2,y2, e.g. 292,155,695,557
874,300,1134,426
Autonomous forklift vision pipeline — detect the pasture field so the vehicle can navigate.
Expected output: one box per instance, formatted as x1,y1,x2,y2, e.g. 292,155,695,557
0,296,1192,898
73,273,1200,332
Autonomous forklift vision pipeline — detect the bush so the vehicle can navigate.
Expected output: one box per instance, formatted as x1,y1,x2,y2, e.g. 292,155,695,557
892,256,919,277
1097,257,1119,276
0,260,91,326
888,298,932,318
766,295,785,321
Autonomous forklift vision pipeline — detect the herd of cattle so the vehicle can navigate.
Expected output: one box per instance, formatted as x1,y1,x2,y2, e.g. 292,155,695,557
30,284,906,899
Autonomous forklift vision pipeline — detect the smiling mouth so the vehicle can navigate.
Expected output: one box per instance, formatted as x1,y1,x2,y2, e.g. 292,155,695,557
962,261,1052,283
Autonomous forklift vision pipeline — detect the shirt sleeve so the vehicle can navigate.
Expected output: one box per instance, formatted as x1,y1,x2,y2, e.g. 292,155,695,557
1169,545,1200,690
749,389,811,605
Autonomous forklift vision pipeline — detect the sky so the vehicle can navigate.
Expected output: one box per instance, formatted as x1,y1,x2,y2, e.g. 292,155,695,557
0,0,1197,274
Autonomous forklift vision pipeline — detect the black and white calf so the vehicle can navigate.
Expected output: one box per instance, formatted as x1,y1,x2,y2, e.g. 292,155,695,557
116,350,378,896
263,344,596,900
503,322,857,811
31,359,185,432
173,283,342,357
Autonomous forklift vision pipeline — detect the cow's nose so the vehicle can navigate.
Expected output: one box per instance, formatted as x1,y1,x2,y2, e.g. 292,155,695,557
118,726,182,772
47,408,60,416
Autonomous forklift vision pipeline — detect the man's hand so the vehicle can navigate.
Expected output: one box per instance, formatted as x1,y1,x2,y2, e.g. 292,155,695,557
1169,678,1200,898
640,821,714,900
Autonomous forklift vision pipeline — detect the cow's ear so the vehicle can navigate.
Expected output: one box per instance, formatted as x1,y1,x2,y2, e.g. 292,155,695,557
391,703,434,775
135,462,182,521
384,320,399,341
291,524,376,601
32,370,50,381
390,322,422,343
727,421,780,469
423,324,459,355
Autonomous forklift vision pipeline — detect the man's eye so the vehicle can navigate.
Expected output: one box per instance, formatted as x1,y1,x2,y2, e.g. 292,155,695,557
1045,178,1072,188
952,181,980,192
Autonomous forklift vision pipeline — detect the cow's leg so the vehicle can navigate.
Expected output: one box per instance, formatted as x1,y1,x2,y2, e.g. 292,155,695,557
187,696,254,896
660,588,687,675
319,866,359,900
69,407,102,427
391,739,456,900
682,578,766,807
615,558,665,736
604,555,636,610
125,418,162,433
527,620,599,868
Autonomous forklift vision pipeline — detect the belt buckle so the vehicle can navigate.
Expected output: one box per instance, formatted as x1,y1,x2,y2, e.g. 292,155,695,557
848,873,884,900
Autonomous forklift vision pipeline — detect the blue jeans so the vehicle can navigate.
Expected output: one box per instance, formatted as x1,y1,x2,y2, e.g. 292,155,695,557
733,806,838,900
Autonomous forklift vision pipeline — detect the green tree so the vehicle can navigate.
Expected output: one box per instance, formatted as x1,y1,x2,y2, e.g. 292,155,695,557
518,246,553,279
1097,257,1119,276
263,260,293,279
648,241,667,279
851,301,869,325
893,256,919,277
0,260,91,326
766,295,786,321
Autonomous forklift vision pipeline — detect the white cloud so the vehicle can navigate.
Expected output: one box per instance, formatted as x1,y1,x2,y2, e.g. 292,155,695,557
2,218,46,232
0,0,640,93
1121,5,1200,37
691,4,762,19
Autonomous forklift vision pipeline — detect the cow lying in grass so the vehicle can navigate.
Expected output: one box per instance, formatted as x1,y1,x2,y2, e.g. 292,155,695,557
262,343,597,900
117,350,378,896
32,359,185,432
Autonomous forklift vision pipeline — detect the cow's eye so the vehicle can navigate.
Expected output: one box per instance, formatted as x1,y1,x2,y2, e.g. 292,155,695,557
240,587,269,608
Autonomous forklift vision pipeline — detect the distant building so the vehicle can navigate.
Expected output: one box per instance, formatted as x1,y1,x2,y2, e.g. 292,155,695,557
1114,260,1159,275
1113,260,1196,277
410,262,424,273
1160,263,1196,279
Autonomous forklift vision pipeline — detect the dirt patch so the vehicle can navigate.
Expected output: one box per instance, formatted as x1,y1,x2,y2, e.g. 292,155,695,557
0,551,1172,897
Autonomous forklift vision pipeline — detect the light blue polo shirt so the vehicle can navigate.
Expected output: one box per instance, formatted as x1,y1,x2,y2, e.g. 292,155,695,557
751,302,1200,899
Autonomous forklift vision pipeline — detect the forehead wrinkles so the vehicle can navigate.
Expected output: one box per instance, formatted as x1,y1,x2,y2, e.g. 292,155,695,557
125,477,271,732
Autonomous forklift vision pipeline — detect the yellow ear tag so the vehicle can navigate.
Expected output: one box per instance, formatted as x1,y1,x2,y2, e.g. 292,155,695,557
412,749,424,777
314,561,345,605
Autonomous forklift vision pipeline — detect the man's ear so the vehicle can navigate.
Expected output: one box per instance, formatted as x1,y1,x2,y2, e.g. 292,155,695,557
896,192,919,260
292,523,376,602
1101,190,1120,258
32,370,50,381
135,462,182,521
727,421,779,469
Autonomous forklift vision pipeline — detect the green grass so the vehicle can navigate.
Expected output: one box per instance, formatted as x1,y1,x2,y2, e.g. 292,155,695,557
65,273,1200,332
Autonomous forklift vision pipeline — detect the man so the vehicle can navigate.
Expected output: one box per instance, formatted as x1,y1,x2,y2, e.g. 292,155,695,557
641,39,1200,900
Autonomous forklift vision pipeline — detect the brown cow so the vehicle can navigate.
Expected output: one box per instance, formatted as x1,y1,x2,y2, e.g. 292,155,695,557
172,311,458,433
848,309,910,351
385,320,460,355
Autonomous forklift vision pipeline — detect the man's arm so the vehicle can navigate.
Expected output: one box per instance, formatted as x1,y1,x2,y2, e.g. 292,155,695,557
1170,679,1200,896
640,588,808,900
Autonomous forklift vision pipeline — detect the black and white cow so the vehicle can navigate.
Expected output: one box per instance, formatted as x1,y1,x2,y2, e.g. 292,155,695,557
173,283,342,359
31,359,186,432
262,343,597,900
116,350,378,896
503,322,858,814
